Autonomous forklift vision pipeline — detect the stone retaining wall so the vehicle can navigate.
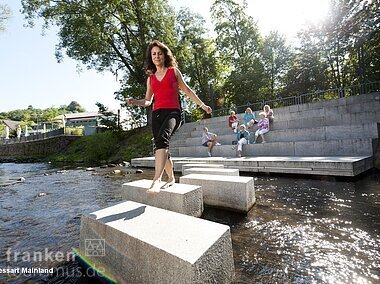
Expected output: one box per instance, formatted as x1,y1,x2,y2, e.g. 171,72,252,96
0,135,80,158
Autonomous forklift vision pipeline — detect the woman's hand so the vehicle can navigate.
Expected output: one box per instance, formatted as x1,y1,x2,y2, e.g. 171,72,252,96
201,104,212,114
126,98,135,106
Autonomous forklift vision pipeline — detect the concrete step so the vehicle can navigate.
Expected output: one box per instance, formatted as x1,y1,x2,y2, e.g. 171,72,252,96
275,92,380,119
175,138,376,157
131,156,373,176
80,201,235,283
122,179,203,217
187,112,380,134
183,168,239,176
178,163,224,173
178,123,379,145
182,92,380,126
180,174,255,213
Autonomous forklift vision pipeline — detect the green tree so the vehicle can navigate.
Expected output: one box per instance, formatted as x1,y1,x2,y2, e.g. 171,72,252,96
261,31,293,97
303,0,380,89
67,101,85,113
21,0,178,124
211,0,265,106
283,29,329,96
96,102,120,132
0,3,11,32
175,8,224,110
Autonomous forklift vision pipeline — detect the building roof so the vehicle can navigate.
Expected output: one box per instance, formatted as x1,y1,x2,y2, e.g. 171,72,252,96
1,119,22,131
53,112,103,121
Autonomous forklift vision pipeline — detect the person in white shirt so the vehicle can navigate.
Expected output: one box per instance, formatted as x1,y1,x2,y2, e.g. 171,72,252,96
201,127,221,157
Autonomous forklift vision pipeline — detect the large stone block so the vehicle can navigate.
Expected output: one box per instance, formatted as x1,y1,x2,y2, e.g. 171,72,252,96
181,163,224,174
80,201,235,284
173,161,207,172
180,174,255,213
122,179,203,217
183,167,239,176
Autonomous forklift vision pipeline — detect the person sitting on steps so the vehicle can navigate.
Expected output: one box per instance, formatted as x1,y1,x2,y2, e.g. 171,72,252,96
202,127,221,157
254,112,270,143
228,110,239,133
243,107,257,132
263,104,274,123
232,124,250,157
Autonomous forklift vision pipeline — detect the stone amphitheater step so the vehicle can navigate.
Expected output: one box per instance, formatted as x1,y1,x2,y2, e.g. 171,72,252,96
186,92,379,124
182,123,379,144
275,92,380,119
131,156,373,176
174,138,375,157
186,111,380,134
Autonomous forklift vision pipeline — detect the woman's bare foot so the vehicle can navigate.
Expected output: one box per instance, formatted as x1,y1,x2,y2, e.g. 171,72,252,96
161,178,175,189
147,179,161,193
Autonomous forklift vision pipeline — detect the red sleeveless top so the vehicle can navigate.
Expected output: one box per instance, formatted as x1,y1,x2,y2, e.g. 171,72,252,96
150,68,180,111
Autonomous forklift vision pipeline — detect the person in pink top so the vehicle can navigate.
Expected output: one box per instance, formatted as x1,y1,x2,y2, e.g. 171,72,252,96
254,112,270,143
127,40,212,192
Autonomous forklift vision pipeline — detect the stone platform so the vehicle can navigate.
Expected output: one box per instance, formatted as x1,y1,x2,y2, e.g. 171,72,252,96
132,156,373,177
180,174,255,213
183,168,239,176
122,179,203,217
80,201,235,284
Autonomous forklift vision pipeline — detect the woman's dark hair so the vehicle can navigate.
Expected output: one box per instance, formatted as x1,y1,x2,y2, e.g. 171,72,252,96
145,40,177,74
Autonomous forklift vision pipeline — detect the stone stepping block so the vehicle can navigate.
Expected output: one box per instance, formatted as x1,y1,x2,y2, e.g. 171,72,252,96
122,179,203,217
173,161,224,172
180,174,255,213
181,163,224,174
80,201,235,283
183,167,239,176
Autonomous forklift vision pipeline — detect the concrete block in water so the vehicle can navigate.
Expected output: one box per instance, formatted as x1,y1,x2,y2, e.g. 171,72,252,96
183,167,239,176
180,174,255,213
80,201,235,283
181,163,224,174
122,179,203,217
173,161,206,172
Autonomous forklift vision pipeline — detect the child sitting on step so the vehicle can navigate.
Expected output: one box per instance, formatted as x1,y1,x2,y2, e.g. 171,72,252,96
254,112,269,143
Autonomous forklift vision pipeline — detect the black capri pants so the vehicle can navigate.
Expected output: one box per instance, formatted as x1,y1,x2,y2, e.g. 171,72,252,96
152,108,181,153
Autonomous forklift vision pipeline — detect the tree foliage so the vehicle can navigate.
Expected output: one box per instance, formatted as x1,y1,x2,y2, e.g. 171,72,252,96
19,0,380,120
0,3,11,32
211,0,266,106
0,102,86,126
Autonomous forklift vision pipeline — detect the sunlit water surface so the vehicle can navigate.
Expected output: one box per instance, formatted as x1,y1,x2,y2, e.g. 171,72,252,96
0,163,379,283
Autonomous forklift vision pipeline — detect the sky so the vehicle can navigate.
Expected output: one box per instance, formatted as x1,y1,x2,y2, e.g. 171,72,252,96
0,0,329,113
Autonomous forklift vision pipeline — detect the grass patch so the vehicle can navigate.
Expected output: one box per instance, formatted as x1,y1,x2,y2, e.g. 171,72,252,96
49,127,153,164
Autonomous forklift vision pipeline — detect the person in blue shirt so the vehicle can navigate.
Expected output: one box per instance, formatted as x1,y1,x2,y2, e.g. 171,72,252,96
243,107,256,132
235,124,250,157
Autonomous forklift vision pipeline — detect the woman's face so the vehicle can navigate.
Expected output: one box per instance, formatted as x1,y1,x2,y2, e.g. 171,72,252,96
151,46,165,67
264,106,269,112
246,108,251,114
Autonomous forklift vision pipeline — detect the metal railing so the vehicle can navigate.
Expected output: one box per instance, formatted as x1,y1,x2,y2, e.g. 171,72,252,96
0,128,65,145
210,81,380,118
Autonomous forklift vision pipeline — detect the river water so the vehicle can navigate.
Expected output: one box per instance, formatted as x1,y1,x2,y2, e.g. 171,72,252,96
0,163,379,283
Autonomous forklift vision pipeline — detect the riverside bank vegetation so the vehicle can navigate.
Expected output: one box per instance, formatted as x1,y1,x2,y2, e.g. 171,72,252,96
48,127,153,164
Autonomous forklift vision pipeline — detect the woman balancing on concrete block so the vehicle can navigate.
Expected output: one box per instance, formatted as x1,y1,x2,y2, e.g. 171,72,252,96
127,40,212,193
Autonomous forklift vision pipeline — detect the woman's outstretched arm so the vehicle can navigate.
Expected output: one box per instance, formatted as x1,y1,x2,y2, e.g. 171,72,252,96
174,68,212,114
126,77,154,107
